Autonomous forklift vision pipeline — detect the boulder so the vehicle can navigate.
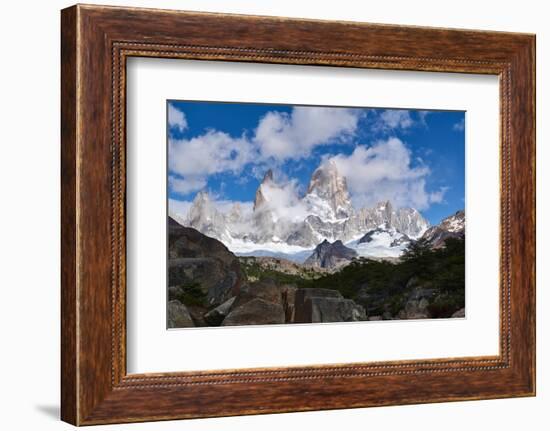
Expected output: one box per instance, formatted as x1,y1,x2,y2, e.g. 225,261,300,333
452,307,466,318
221,298,285,326
397,287,435,319
382,311,394,320
168,217,243,306
294,288,366,323
280,284,298,323
167,300,194,328
204,297,236,326
231,279,283,309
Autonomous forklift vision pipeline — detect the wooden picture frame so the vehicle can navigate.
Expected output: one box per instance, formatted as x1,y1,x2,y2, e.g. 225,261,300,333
61,4,535,425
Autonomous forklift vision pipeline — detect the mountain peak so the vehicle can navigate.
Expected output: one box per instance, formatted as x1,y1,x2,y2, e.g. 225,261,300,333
262,169,274,184
304,238,357,269
305,161,353,220
253,169,276,211
376,200,393,212
420,209,465,248
194,190,210,203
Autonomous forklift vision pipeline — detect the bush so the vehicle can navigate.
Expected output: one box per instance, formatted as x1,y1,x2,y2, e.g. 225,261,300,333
170,282,207,307
300,238,465,319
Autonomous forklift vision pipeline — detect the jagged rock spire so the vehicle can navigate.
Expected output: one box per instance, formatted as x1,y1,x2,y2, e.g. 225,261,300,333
305,160,353,219
253,169,274,211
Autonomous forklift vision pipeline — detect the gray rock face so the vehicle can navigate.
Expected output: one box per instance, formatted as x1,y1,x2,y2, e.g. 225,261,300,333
167,300,194,328
222,298,285,326
294,288,366,323
303,160,353,220
452,308,465,318
397,287,436,319
231,279,283,309
421,210,465,249
185,191,230,242
280,284,298,323
352,201,429,240
253,169,274,211
304,239,357,269
168,217,243,306
204,297,236,326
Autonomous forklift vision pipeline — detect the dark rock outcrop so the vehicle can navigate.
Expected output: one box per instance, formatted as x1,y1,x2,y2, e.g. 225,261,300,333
294,288,366,323
231,279,283,309
222,298,285,326
168,217,243,306
167,300,194,328
204,297,236,326
358,226,387,244
304,239,357,269
452,308,465,318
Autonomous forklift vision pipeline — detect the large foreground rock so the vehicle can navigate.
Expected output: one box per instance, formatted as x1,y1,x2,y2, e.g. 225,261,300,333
167,300,194,328
221,298,285,326
397,287,435,319
168,217,243,306
452,307,465,318
231,280,283,309
204,297,236,326
294,288,366,323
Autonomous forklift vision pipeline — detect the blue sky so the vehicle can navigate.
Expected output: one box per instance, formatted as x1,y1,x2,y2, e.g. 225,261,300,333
167,100,465,225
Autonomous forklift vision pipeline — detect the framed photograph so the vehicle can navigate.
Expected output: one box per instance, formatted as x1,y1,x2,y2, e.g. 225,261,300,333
61,4,535,425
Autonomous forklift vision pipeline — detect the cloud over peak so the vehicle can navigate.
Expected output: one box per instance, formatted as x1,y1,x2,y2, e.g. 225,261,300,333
254,107,360,161
330,137,445,210
168,106,362,196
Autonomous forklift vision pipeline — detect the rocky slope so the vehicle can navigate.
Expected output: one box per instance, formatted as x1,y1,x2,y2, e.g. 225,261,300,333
167,215,465,328
421,210,465,249
304,239,358,269
239,256,328,281
168,217,369,328
168,217,243,306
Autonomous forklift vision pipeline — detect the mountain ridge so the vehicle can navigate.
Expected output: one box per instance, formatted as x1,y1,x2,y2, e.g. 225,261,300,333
171,161,433,258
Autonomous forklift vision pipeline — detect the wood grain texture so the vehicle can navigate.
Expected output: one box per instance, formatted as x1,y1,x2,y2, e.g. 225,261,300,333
60,4,536,425
60,6,78,425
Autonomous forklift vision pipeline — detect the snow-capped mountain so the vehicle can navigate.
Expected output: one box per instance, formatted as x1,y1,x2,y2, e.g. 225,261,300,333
185,191,230,243
421,210,465,249
171,161,430,260
304,239,358,269
302,160,353,221
352,225,412,258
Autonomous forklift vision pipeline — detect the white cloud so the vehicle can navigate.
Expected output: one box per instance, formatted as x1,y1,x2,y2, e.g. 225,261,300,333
254,106,360,161
167,106,448,211
168,198,193,220
257,180,310,223
453,118,465,131
168,106,362,185
168,104,188,132
417,110,430,127
429,186,450,204
212,200,254,216
168,197,253,221
330,137,442,210
169,130,256,178
372,109,414,132
168,175,207,195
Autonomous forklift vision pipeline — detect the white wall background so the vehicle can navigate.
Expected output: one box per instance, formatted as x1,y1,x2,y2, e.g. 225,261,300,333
0,0,546,429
